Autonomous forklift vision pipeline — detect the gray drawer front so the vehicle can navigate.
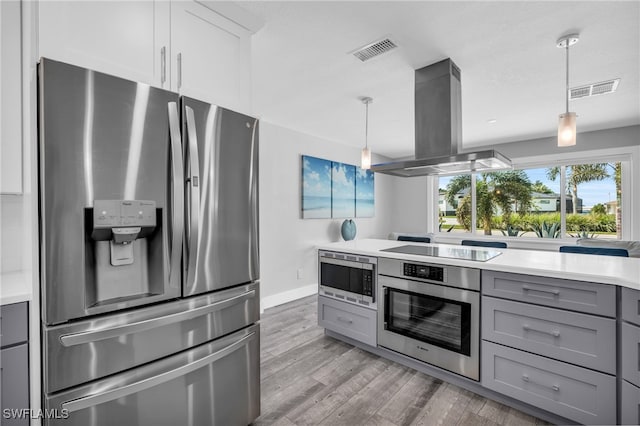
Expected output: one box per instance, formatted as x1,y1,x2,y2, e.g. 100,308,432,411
622,287,640,327
318,296,376,346
481,341,616,425
482,296,616,374
0,302,28,348
482,271,615,317
622,380,640,426
1,343,30,425
622,322,640,388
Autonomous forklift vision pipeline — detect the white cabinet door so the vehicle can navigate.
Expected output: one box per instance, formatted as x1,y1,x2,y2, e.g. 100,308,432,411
38,1,170,88
170,1,251,112
1,0,23,194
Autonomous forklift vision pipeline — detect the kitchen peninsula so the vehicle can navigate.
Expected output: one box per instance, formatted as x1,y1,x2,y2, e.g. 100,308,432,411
317,239,640,425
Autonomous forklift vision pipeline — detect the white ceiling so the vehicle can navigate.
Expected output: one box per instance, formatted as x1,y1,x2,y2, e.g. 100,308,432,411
239,1,640,159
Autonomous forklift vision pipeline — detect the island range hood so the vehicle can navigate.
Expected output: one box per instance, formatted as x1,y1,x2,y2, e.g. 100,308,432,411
371,58,511,177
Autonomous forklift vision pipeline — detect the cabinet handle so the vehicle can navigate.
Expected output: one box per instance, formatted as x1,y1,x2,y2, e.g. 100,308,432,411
522,324,560,337
522,374,559,391
177,53,182,89
337,316,353,324
522,285,560,296
160,46,166,84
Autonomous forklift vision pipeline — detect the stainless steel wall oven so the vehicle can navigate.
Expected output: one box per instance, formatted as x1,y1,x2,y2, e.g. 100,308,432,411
319,250,377,309
377,257,480,380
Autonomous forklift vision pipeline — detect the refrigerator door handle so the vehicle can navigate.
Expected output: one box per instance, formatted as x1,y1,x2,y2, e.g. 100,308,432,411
59,288,256,347
167,102,185,288
184,105,200,288
61,331,256,413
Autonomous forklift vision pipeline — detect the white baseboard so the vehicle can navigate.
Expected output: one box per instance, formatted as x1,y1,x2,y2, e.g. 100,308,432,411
260,283,317,313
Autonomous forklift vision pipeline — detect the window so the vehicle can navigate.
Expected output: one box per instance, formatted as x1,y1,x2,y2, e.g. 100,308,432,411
438,161,623,240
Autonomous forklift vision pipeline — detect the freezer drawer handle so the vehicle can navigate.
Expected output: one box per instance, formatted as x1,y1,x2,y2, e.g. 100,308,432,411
61,330,256,413
522,324,560,337
59,289,256,347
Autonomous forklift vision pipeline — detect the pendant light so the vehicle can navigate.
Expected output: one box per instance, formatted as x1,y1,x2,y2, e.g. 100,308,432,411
360,97,373,169
557,33,579,147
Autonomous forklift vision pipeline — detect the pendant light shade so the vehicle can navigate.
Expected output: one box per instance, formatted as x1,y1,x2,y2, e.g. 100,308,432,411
361,147,371,169
361,97,373,169
557,34,579,147
558,112,577,147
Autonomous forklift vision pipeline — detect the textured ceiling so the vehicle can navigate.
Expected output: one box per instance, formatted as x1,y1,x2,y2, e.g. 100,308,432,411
240,1,640,158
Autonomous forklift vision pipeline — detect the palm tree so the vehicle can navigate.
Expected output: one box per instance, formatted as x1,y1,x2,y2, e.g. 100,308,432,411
547,164,609,214
445,171,532,235
531,180,554,194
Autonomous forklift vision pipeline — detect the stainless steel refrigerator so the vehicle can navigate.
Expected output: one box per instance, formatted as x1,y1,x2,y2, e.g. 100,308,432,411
38,58,260,425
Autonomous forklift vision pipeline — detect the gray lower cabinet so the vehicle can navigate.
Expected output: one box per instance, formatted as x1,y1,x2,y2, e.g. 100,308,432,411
482,270,616,316
0,302,29,426
482,296,616,374
622,321,640,388
621,379,640,425
482,340,616,425
622,287,640,327
317,295,376,346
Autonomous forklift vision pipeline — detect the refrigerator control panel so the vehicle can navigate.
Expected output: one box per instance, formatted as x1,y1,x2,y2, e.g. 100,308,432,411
92,200,156,240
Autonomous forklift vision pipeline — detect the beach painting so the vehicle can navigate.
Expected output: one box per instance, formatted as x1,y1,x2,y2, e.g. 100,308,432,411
356,168,375,217
301,155,332,218
331,162,356,218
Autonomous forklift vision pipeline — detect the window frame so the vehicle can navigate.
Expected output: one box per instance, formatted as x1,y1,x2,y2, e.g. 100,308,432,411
428,146,637,248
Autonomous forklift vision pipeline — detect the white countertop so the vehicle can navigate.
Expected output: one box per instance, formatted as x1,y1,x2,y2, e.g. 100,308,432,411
1,270,33,305
319,239,640,290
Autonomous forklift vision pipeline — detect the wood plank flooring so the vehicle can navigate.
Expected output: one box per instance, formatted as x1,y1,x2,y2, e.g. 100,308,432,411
255,295,551,426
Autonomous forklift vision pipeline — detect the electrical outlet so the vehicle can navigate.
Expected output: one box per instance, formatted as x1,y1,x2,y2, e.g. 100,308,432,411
297,268,304,280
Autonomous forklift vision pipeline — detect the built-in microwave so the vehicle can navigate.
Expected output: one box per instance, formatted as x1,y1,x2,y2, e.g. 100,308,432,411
318,250,377,310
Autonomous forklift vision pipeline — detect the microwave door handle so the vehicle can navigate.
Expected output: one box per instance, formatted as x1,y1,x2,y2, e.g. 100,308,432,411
167,102,184,288
184,105,200,289
61,331,256,413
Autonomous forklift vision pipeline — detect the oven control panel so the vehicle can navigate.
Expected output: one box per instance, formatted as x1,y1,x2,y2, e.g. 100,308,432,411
403,263,445,282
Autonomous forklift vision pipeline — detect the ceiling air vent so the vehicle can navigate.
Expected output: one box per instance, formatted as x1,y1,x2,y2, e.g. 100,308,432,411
351,37,398,62
570,79,620,100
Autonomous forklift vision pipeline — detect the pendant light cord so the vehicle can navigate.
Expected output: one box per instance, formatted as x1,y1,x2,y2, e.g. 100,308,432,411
565,43,570,114
365,101,369,149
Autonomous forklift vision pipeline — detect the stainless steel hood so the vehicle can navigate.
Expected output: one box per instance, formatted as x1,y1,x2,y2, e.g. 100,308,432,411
371,59,511,177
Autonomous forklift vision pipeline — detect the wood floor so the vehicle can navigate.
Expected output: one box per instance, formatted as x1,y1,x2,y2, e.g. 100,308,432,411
255,295,551,426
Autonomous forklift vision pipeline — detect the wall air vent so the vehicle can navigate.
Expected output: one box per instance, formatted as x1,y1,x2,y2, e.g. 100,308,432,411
351,37,398,62
570,78,620,100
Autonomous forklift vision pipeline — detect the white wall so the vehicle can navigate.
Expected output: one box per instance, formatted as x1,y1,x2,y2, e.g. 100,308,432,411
0,195,24,273
259,121,394,309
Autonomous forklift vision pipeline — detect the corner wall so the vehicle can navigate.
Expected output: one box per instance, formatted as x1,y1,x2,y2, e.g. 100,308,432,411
258,122,394,309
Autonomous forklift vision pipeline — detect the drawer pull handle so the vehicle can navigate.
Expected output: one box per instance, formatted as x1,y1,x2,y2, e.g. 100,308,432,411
522,374,560,391
522,285,560,296
522,324,560,337
337,316,353,324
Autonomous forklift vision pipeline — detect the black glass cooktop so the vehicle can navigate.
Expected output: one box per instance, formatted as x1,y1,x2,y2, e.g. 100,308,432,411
381,244,502,262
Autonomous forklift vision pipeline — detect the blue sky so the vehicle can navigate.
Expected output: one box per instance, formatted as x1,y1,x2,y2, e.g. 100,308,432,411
439,166,617,208
302,156,331,198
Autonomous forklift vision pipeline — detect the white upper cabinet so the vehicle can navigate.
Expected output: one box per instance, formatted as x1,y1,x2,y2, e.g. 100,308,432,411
37,1,260,112
170,1,252,112
38,1,171,88
1,0,23,194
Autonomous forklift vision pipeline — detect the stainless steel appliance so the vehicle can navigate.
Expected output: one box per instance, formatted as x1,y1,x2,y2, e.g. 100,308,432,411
377,257,480,380
381,244,502,262
319,250,377,309
371,58,511,177
38,58,260,425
